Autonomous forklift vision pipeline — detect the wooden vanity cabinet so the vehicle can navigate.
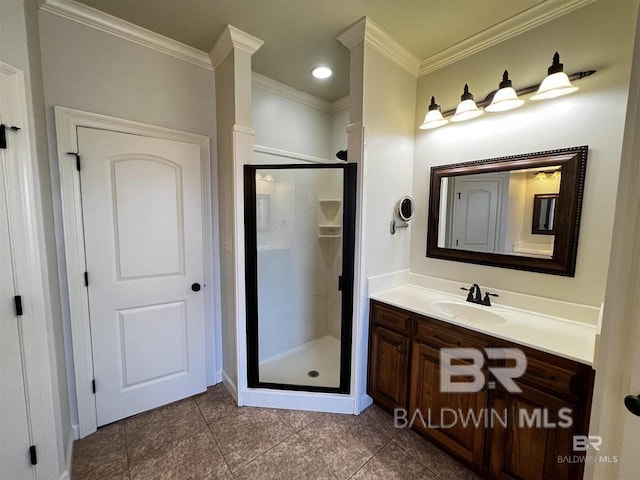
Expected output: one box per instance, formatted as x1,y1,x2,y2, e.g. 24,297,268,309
367,300,595,480
368,301,411,412
488,342,595,480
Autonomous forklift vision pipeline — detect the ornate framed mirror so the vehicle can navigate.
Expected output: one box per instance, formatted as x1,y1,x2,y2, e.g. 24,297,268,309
426,146,588,276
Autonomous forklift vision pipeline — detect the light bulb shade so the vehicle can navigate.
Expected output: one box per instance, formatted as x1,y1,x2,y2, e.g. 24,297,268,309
552,170,561,180
451,99,484,122
420,109,448,129
531,71,578,100
420,96,448,129
486,86,525,112
534,171,547,180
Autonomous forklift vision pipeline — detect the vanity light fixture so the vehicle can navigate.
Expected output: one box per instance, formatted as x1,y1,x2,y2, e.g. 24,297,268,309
534,171,548,180
311,66,332,79
485,70,525,113
263,173,275,182
531,52,579,100
552,169,562,180
419,96,449,130
256,173,264,181
420,53,595,130
450,84,484,122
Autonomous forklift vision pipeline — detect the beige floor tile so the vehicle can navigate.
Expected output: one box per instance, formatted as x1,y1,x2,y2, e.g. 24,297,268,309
209,406,294,472
277,408,321,431
359,404,404,439
194,384,238,424
72,423,128,480
234,433,336,480
125,398,207,462
351,442,440,480
298,413,389,480
129,429,231,480
392,428,481,480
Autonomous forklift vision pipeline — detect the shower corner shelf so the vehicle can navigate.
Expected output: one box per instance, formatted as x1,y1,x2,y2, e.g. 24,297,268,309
318,225,341,238
318,199,342,238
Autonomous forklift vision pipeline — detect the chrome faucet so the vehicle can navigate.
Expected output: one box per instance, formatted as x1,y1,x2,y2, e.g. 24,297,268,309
461,284,499,307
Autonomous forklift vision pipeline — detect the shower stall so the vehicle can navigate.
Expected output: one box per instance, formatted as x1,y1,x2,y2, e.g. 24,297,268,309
244,163,356,393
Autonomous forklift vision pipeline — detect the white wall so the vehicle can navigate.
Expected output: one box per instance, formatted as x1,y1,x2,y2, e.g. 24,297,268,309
251,83,348,358
38,10,220,428
253,86,332,159
411,0,638,307
0,0,71,474
350,39,417,408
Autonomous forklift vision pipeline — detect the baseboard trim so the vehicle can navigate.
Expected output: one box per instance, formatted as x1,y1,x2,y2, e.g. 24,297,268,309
242,388,356,414
357,394,373,414
60,426,74,480
222,370,238,402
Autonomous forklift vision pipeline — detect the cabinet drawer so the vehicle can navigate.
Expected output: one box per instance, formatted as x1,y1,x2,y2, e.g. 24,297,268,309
414,315,491,351
497,343,594,401
371,301,411,335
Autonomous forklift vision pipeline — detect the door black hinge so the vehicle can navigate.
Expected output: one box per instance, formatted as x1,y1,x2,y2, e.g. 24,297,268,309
84,271,89,287
455,239,459,246
92,379,96,394
29,445,37,465
0,124,20,150
67,152,81,171
14,296,23,316
338,275,344,291
457,192,461,199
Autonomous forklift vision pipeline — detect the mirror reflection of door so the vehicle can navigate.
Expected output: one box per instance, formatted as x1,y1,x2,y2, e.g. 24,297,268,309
532,193,559,235
449,174,505,253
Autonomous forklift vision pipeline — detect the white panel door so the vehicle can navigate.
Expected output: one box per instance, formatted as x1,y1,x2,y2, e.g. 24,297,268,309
0,151,33,479
452,179,501,252
78,128,206,426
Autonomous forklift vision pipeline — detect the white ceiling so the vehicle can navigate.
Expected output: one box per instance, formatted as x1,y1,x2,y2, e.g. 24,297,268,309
71,0,561,102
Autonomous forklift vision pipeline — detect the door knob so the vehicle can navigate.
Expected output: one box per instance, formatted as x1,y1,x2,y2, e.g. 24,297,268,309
624,395,640,417
191,283,202,292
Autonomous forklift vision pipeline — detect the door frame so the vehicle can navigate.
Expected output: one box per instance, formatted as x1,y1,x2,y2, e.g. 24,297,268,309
243,163,357,394
1,62,68,477
55,107,214,438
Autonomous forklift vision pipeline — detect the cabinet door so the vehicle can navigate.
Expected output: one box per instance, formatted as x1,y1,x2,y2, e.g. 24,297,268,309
489,383,580,480
409,341,486,466
368,325,409,412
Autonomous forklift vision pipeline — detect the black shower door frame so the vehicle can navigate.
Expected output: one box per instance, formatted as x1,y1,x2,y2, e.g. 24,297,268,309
244,163,357,393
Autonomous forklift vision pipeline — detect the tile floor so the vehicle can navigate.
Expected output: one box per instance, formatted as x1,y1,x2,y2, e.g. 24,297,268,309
72,384,481,480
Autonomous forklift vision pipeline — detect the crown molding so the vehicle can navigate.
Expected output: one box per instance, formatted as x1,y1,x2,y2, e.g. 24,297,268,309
363,18,420,77
331,95,350,113
338,17,420,77
252,72,334,112
418,0,596,76
337,17,367,50
39,0,213,71
210,25,264,69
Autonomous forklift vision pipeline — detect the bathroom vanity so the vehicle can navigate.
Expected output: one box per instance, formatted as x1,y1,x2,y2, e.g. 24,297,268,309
368,286,596,480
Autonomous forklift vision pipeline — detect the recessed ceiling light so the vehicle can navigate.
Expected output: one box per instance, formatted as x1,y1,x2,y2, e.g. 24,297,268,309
311,66,332,79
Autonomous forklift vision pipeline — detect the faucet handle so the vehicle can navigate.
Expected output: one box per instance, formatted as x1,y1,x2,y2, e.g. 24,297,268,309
482,292,499,306
461,285,475,302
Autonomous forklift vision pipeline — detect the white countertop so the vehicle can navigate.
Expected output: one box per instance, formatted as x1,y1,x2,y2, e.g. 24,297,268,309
370,285,596,366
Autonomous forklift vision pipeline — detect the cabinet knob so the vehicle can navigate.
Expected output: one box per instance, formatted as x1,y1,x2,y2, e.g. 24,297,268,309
625,395,640,417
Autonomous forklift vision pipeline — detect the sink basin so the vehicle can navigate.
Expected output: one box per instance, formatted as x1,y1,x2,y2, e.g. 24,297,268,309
429,301,507,326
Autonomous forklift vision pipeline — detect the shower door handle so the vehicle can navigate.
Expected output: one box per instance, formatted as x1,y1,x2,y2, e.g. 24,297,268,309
338,275,343,291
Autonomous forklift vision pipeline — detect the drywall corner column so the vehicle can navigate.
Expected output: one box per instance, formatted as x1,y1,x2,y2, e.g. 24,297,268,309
588,5,640,478
338,17,418,412
210,26,263,403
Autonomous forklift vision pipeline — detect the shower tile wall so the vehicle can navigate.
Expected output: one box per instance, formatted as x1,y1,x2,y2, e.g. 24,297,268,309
256,168,343,364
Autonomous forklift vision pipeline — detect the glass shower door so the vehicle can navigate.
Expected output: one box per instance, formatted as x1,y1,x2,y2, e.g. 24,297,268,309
244,163,356,393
